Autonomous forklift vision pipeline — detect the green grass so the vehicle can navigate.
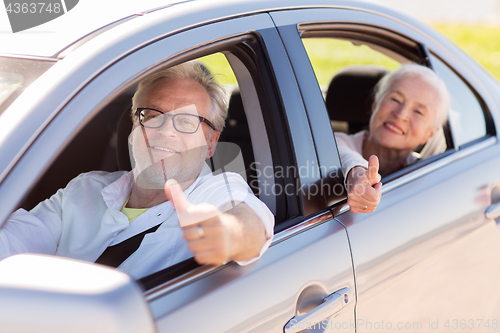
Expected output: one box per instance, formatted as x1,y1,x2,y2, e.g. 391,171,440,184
431,24,500,81
198,53,237,86
302,38,401,86
198,24,500,86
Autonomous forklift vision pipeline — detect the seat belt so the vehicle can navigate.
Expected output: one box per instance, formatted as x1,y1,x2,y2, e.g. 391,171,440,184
95,223,161,268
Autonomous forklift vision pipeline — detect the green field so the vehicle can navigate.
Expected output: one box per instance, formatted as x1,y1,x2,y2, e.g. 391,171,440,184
199,24,500,87
432,24,500,81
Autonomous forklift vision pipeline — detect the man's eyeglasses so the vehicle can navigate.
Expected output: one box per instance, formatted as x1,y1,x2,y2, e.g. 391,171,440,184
136,107,217,134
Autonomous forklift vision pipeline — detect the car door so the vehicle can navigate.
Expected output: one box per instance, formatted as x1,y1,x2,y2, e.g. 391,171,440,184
272,5,500,332
0,4,355,333
134,12,356,333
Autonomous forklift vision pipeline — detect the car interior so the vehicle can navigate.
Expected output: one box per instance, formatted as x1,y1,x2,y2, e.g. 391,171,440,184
13,46,288,287
300,33,457,182
17,43,295,230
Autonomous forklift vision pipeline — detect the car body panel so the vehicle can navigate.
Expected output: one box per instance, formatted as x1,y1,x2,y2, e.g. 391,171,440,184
336,140,500,331
1,0,500,332
151,213,355,332
273,5,500,331
0,0,183,57
0,7,357,331
0,254,156,333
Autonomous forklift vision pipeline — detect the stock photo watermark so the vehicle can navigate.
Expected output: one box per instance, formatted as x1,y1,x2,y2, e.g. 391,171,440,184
3,0,79,32
246,160,379,199
289,318,499,331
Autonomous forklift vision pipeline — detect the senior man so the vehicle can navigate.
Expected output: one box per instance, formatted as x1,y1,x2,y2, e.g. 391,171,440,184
0,62,274,278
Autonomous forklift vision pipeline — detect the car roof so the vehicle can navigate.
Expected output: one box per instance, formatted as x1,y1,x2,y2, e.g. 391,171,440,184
0,0,411,59
0,0,185,58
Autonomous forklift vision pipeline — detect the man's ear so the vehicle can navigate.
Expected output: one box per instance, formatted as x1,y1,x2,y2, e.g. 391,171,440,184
206,131,220,158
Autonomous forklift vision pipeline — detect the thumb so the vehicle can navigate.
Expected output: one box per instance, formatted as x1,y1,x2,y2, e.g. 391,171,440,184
165,179,191,212
367,155,380,185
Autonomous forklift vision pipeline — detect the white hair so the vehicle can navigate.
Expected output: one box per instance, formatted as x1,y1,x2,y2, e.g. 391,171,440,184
373,64,450,129
131,61,227,132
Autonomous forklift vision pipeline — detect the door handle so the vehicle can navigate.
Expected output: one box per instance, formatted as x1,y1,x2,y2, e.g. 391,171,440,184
485,202,500,219
284,287,352,333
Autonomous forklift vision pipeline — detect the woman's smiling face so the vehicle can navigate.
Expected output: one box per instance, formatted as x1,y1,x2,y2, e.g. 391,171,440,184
369,74,440,152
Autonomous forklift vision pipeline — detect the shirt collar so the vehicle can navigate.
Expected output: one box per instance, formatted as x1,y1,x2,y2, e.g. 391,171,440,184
101,162,214,210
101,171,135,211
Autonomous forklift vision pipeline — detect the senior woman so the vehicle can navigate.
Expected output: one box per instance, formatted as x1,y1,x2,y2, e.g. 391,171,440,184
335,64,450,213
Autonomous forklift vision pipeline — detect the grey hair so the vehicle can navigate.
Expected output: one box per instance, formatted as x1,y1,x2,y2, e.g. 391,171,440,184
373,64,450,129
131,61,228,132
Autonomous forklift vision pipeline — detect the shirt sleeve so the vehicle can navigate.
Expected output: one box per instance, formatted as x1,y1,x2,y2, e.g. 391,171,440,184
0,188,64,260
218,175,274,266
334,132,382,188
334,132,369,182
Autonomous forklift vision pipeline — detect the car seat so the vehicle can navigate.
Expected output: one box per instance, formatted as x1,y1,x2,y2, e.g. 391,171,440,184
325,65,388,134
218,89,255,176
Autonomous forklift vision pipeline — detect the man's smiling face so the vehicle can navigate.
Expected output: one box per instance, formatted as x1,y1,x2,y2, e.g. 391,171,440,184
130,78,219,189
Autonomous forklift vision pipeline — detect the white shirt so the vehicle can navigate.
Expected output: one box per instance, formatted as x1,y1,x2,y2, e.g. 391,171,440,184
334,131,370,179
0,164,274,279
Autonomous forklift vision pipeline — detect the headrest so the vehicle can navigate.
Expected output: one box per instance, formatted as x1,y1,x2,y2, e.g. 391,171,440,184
227,90,248,123
219,90,251,141
325,65,388,134
116,106,133,171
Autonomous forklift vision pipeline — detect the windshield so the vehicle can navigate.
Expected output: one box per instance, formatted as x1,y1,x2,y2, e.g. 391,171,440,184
0,56,55,115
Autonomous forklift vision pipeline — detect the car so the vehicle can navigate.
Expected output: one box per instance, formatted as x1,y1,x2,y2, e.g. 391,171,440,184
1,0,500,332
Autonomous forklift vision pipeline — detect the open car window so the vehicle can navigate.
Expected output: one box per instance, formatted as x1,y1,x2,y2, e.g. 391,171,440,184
299,29,458,183
4,24,300,290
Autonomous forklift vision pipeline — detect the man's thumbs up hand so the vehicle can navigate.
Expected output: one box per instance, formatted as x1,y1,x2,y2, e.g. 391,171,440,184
165,179,231,265
165,179,220,227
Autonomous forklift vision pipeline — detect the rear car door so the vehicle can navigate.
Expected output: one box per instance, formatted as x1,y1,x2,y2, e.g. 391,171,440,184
272,5,500,332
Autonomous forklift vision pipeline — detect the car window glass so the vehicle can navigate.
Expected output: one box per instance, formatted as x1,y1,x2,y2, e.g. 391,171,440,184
0,57,55,115
429,54,487,148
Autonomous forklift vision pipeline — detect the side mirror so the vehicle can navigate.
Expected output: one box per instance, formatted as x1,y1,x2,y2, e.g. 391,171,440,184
0,254,156,333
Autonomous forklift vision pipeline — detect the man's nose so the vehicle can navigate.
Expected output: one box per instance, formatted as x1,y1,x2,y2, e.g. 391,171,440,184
157,115,178,135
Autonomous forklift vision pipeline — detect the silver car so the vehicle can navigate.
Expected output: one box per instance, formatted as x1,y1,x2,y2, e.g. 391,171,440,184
0,0,499,332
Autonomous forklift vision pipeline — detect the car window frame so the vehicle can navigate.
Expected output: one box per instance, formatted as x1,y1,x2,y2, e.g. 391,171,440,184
270,7,498,206
1,10,325,295
428,52,496,149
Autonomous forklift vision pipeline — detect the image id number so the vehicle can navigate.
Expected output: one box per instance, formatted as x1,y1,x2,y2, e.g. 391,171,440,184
6,2,62,14
444,319,498,330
